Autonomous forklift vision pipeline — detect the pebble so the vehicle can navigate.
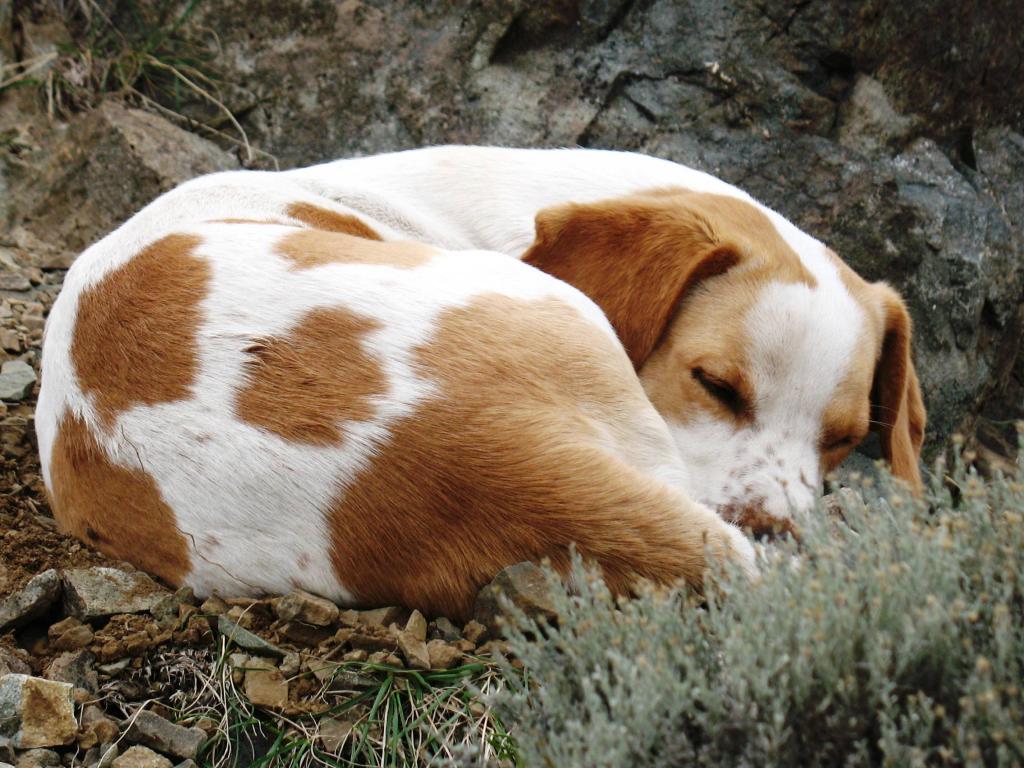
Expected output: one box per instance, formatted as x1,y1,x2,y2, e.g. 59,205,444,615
0,675,77,748
272,590,339,627
45,651,98,693
0,570,62,632
396,630,430,671
216,615,285,658
110,746,173,768
62,567,166,620
473,562,558,635
404,609,427,642
124,710,207,761
426,639,464,670
242,658,288,709
0,360,34,401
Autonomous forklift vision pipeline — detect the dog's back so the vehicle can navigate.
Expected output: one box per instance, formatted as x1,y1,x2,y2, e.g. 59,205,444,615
39,209,753,618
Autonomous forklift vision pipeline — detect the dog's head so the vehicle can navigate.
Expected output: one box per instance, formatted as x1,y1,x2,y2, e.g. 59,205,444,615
523,189,926,529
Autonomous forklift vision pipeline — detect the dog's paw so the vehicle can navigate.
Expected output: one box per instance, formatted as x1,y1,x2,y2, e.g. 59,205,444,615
720,522,759,581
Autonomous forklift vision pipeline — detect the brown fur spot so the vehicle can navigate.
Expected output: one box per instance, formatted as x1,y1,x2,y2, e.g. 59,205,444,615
328,295,745,620
72,234,209,427
48,412,190,585
522,189,815,368
235,306,386,445
286,202,383,240
277,228,432,271
722,501,800,541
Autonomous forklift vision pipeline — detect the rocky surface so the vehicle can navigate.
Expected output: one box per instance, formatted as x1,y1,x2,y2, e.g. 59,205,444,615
0,500,523,765
1,0,1020,464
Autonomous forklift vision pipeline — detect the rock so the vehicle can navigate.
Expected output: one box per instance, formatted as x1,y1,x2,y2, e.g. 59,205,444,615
403,610,427,643
0,329,19,353
276,621,331,646
25,100,239,252
215,615,285,658
110,746,173,768
13,749,60,768
0,648,31,677
426,640,463,670
150,588,196,630
124,710,206,761
49,620,94,652
461,620,488,645
0,674,76,748
62,568,166,620
430,617,461,642
347,629,397,654
0,570,61,632
0,360,36,402
395,631,430,671
474,562,558,635
173,761,198,768
354,606,408,628
837,75,916,156
242,659,288,709
317,718,353,752
45,651,98,694
271,590,339,627
0,274,31,292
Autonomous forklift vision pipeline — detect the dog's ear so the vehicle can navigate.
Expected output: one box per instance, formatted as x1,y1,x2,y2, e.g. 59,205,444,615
871,285,926,491
522,195,743,368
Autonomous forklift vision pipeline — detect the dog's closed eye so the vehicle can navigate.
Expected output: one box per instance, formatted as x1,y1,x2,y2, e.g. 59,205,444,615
692,367,746,415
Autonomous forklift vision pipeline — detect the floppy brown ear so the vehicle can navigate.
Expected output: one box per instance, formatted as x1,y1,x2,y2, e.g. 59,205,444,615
522,196,742,368
871,285,927,491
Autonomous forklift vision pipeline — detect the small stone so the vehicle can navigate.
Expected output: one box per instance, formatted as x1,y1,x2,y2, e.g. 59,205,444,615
124,710,206,761
279,653,300,677
430,617,462,642
51,624,94,651
173,762,198,768
0,329,19,353
343,649,368,662
0,647,31,677
404,610,427,642
62,568,165,621
0,274,30,292
461,620,488,645
0,360,36,401
45,651,98,693
0,674,77,748
47,617,81,639
111,746,173,768
150,588,196,629
272,590,339,627
347,629,396,653
243,659,288,709
216,615,285,658
277,621,331,646
77,715,118,749
317,718,353,752
454,639,476,654
426,640,463,670
356,606,408,628
396,631,430,671
199,595,228,615
473,562,558,635
0,570,61,632
14,749,60,768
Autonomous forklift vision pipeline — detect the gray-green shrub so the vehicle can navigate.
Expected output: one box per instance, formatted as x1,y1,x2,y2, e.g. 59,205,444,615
492,446,1024,767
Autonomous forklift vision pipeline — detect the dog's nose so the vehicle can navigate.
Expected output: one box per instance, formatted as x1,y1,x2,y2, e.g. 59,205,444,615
719,500,800,540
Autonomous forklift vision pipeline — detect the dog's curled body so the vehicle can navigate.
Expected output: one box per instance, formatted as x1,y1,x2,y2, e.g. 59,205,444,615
38,201,754,618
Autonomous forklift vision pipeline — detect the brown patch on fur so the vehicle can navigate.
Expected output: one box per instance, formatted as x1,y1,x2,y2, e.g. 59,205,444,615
235,306,386,445
71,234,209,428
48,412,190,585
522,189,815,368
286,202,383,240
823,251,926,488
872,285,926,491
328,294,748,620
277,228,432,271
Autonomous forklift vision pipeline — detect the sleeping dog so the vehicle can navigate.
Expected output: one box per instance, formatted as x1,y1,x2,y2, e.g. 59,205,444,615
37,147,924,617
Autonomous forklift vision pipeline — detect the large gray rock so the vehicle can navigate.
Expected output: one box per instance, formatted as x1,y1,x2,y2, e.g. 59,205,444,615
0,360,36,402
0,570,61,633
62,567,166,621
0,674,76,749
123,710,206,761
25,99,239,252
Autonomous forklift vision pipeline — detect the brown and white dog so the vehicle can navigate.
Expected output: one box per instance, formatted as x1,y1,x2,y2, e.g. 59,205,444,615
37,146,925,618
